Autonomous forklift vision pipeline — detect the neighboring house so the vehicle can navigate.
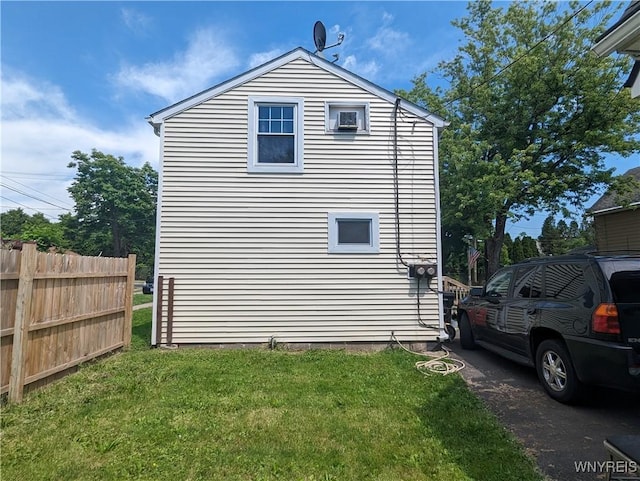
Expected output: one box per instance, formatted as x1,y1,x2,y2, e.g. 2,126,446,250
592,0,640,98
588,166,640,251
147,47,448,347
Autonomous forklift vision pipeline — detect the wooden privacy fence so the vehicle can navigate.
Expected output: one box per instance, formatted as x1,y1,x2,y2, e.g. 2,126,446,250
1,243,135,403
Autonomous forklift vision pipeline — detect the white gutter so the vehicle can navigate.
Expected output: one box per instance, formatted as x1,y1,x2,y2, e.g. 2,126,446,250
591,201,640,216
432,124,447,341
592,12,640,57
150,122,165,346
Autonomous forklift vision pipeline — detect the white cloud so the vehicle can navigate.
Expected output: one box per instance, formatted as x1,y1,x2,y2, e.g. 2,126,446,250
248,49,285,69
333,12,412,85
121,8,152,34
2,74,76,121
1,74,158,220
115,28,240,104
329,24,341,36
341,55,380,80
367,27,411,53
367,12,411,55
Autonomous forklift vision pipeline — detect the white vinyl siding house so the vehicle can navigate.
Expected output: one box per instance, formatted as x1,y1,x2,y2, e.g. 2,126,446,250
148,48,447,346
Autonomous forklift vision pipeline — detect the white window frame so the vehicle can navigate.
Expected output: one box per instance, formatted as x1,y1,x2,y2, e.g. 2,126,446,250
328,212,380,254
325,102,370,134
248,96,304,174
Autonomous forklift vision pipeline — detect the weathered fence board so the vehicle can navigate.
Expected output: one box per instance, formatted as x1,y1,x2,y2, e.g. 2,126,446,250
1,243,135,402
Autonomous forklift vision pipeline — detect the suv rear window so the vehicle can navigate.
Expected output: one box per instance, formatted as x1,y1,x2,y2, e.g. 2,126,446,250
598,259,640,303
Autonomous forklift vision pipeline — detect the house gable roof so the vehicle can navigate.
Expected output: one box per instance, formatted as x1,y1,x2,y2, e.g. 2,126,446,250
147,47,447,135
592,0,640,57
589,166,640,214
592,1,640,97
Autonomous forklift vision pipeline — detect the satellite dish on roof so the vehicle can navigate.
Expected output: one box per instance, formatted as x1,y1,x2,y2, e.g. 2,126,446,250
312,21,345,58
313,21,326,52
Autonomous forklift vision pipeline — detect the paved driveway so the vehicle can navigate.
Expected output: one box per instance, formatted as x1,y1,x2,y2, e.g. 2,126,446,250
448,339,640,481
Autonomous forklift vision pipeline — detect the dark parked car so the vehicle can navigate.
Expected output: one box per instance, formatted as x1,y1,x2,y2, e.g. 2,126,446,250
142,277,154,295
457,252,640,403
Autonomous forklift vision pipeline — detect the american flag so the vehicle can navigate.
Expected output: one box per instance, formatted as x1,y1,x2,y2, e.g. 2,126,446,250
468,247,481,267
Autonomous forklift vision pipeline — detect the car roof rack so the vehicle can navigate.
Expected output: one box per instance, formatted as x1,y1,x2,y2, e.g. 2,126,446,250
515,248,640,265
566,246,598,255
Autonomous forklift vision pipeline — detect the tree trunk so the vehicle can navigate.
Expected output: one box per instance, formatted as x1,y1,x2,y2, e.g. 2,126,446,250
485,212,507,280
111,217,124,257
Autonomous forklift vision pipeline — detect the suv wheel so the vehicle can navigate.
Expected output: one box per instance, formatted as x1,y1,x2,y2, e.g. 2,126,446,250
458,313,476,350
535,339,583,404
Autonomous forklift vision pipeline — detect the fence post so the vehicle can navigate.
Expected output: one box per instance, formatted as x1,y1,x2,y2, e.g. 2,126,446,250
155,275,164,346
167,278,175,346
9,243,37,403
123,254,136,348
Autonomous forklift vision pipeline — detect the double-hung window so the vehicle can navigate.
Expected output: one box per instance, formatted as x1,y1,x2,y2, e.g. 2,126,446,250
248,96,304,173
328,212,380,254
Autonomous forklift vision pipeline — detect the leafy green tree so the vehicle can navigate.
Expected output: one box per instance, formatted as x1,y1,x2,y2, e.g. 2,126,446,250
59,212,112,256
67,150,157,271
521,235,539,259
500,244,510,267
441,224,474,281
21,223,67,251
0,208,68,251
580,218,596,248
539,216,560,255
557,220,570,249
400,0,640,278
0,208,32,238
538,214,594,255
511,237,525,263
501,233,513,266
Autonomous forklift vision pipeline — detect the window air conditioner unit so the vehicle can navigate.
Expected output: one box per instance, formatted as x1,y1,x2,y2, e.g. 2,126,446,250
337,111,358,130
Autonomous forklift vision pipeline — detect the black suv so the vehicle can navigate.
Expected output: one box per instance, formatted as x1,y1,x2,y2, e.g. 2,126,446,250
142,276,154,295
457,252,640,403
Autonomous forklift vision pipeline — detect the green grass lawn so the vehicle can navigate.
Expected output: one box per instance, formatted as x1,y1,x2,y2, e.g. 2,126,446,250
1,309,543,481
133,293,153,306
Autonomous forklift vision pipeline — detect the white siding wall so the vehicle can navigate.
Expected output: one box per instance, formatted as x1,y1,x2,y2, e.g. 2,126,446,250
156,58,440,344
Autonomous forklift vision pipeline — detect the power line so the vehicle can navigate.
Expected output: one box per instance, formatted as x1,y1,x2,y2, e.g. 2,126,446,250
2,175,74,208
508,223,543,231
1,171,72,180
0,196,58,220
0,183,72,211
1,195,35,211
444,0,595,108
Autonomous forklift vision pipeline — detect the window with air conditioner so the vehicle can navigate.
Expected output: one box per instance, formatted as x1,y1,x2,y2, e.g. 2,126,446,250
338,111,358,130
325,102,369,134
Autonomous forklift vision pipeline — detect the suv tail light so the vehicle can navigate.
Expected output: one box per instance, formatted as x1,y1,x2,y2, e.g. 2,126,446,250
592,303,621,335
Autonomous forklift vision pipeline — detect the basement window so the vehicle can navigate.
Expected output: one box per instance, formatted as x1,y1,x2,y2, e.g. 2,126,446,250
328,212,379,254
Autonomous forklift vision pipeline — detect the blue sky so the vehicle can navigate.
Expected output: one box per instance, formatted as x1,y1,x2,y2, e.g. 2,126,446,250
1,1,637,238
